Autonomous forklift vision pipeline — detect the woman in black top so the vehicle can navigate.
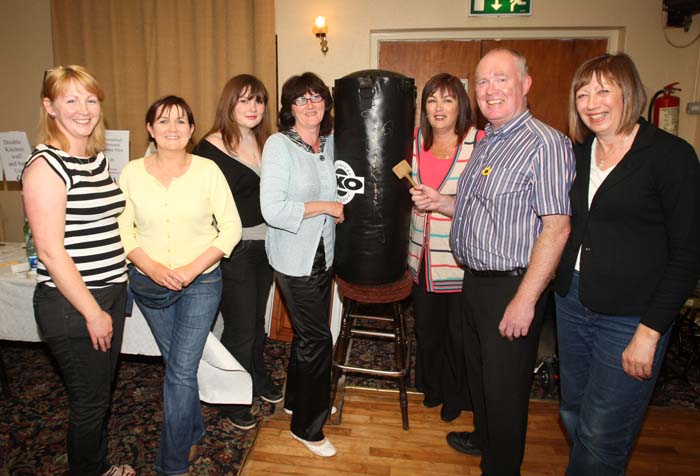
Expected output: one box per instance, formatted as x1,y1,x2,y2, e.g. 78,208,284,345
555,53,700,476
193,74,281,430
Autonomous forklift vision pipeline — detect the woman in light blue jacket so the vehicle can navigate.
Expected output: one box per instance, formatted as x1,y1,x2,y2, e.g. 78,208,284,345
260,72,343,458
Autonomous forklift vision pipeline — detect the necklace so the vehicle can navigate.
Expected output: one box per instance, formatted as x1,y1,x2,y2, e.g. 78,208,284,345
235,136,262,168
431,146,456,160
594,133,634,170
430,138,458,160
76,155,93,175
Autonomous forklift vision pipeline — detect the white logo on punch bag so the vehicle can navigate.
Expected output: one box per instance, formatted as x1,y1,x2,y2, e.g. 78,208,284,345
336,160,365,205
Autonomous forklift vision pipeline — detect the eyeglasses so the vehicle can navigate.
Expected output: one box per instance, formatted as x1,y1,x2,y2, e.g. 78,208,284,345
293,94,324,106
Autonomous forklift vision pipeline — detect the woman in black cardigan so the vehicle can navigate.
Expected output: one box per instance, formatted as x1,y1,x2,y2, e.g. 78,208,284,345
555,53,700,476
193,75,282,430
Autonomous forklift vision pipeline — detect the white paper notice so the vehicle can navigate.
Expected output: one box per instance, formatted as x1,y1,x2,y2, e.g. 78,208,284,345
0,131,32,182
105,130,130,181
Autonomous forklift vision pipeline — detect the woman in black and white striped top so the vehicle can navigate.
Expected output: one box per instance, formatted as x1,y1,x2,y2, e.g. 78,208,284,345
21,66,134,476
25,143,127,287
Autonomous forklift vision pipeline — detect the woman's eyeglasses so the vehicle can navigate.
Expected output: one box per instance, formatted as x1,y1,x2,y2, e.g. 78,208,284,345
293,94,324,106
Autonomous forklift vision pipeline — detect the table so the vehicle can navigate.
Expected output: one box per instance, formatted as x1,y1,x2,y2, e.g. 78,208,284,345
0,242,251,404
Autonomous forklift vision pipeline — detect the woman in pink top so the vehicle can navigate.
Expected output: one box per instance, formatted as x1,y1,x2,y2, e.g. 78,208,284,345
407,73,484,422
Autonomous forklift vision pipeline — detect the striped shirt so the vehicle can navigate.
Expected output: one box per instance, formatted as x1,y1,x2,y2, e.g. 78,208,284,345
450,110,574,271
23,144,127,288
407,127,478,292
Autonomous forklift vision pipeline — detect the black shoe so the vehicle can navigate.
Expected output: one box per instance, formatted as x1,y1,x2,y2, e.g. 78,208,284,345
223,411,257,430
440,405,461,422
446,431,482,455
423,396,441,408
259,387,284,404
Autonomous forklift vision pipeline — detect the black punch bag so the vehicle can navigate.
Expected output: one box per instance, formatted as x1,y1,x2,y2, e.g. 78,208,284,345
334,69,416,285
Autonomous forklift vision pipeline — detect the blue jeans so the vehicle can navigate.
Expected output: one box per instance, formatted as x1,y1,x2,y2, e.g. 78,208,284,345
134,268,222,476
555,272,671,476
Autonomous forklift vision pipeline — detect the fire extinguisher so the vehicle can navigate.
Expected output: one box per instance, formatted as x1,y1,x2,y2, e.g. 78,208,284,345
648,82,680,135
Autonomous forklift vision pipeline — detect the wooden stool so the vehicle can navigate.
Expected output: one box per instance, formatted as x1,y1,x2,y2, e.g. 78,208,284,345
330,271,413,430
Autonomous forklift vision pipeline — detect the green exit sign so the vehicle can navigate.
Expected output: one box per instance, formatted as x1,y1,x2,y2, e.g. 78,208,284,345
469,0,532,16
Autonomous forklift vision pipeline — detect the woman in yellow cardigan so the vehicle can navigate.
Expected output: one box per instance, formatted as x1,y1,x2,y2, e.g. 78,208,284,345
118,95,241,476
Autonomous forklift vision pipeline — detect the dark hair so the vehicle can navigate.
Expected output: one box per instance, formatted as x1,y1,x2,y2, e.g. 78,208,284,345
569,53,646,143
420,73,473,150
145,95,196,144
201,74,270,154
278,72,333,136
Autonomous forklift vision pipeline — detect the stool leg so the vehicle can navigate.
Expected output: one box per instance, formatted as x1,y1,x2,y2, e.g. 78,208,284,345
0,346,10,400
330,297,353,424
335,374,347,425
393,300,409,430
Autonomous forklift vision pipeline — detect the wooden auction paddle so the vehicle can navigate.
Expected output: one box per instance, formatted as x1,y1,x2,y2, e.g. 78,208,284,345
392,160,418,188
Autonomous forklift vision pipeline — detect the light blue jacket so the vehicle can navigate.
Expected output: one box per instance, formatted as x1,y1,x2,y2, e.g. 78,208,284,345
260,132,336,277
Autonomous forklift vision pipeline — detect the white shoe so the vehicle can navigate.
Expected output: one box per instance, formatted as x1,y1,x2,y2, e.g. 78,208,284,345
290,431,337,457
284,406,337,415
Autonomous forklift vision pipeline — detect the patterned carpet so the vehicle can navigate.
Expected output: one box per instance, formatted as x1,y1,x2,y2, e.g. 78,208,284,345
1,304,698,475
334,302,700,407
0,341,288,476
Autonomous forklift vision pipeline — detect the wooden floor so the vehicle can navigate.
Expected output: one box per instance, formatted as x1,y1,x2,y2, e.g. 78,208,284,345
241,388,700,476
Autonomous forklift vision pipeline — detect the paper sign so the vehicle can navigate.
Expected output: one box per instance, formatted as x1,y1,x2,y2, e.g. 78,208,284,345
0,131,32,182
104,130,130,181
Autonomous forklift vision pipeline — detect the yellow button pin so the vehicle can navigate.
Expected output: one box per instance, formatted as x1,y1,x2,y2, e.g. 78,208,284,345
481,166,492,176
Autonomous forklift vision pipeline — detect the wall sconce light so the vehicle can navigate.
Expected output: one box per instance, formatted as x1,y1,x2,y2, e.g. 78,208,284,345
313,16,329,55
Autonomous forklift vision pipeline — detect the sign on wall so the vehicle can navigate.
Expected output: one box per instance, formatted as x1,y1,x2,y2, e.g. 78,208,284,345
0,131,32,182
469,0,532,16
104,130,130,182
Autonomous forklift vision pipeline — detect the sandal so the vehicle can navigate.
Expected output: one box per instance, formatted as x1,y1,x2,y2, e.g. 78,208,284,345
102,464,136,476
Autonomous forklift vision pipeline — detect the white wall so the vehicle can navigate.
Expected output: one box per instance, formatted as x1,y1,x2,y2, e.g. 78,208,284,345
0,0,53,242
2,0,699,241
275,0,700,150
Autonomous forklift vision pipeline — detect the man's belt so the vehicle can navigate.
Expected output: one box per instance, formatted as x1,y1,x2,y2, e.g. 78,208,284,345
466,267,527,278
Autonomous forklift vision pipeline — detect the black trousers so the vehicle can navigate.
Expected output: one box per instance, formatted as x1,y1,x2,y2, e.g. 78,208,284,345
461,273,547,476
274,243,333,442
219,240,275,417
413,266,470,410
33,282,127,476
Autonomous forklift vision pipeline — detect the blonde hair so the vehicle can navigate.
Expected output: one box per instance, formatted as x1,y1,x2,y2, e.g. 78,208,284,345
39,65,106,155
569,53,646,144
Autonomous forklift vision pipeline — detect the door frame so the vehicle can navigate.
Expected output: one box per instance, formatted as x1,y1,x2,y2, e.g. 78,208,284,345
370,27,622,67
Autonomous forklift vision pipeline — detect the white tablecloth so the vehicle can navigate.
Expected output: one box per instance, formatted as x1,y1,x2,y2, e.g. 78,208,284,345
0,242,251,404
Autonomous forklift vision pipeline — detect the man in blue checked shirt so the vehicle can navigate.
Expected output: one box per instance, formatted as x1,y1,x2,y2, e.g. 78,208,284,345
410,48,575,476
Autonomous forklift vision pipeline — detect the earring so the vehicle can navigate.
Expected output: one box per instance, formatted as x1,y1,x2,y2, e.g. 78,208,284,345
50,113,56,118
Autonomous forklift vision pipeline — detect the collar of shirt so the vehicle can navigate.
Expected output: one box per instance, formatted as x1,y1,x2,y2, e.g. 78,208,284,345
484,109,532,142
281,128,328,153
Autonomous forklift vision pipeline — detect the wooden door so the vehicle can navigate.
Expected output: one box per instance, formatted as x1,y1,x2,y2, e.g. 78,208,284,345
481,39,608,133
379,38,608,135
379,40,482,125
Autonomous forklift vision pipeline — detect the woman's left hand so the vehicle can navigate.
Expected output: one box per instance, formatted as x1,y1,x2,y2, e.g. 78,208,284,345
331,202,345,224
173,263,201,288
172,246,226,288
622,323,661,381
